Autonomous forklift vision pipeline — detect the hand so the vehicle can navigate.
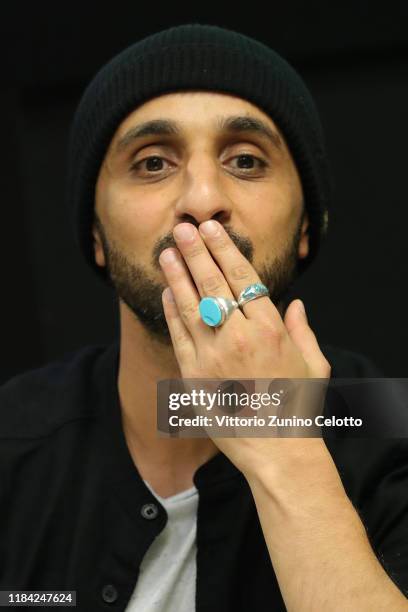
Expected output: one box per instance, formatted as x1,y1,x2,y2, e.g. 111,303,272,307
159,219,331,475
159,220,330,380
159,222,408,612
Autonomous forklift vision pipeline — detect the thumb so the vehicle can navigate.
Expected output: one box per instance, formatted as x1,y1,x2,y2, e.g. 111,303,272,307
284,299,330,376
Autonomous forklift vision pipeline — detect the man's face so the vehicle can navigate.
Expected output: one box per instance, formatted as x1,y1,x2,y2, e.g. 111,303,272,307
93,91,309,343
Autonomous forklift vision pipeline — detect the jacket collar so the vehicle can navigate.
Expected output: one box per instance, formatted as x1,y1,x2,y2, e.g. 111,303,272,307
94,340,242,498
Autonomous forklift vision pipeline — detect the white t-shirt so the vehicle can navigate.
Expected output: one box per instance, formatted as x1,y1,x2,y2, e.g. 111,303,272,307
125,480,199,611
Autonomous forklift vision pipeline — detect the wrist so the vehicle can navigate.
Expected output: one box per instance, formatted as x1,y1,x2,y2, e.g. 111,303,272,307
244,439,346,509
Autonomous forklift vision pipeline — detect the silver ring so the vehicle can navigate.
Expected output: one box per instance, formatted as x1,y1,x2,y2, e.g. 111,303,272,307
199,296,238,327
238,283,270,308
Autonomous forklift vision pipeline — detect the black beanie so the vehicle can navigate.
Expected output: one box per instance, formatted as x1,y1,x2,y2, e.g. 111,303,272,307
66,23,331,281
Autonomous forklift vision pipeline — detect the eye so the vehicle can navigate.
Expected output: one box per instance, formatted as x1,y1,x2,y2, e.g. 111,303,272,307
230,154,267,172
129,153,268,178
130,155,170,175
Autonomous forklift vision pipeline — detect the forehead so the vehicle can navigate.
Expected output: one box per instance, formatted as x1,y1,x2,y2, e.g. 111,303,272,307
109,90,287,152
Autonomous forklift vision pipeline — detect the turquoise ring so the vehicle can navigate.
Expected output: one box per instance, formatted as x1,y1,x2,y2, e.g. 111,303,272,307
199,296,238,328
238,283,270,308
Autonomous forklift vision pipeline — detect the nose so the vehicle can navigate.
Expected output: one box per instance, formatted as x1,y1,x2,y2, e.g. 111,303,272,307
174,153,232,227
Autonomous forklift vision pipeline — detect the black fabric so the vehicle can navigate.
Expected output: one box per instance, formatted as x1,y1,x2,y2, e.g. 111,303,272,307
66,23,332,282
0,343,407,611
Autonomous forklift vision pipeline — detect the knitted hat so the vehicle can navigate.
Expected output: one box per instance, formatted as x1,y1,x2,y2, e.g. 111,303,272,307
66,23,331,280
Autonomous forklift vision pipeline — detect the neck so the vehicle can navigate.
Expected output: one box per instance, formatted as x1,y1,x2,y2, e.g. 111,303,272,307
117,302,219,485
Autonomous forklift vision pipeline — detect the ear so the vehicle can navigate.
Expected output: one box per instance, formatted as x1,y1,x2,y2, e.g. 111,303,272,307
298,212,309,260
92,219,106,268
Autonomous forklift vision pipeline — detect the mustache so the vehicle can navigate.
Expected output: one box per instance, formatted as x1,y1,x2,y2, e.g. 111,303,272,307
152,224,254,269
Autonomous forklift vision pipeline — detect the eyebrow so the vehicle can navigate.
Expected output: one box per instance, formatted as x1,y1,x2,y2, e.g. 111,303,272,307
217,115,283,150
116,119,180,153
115,114,283,154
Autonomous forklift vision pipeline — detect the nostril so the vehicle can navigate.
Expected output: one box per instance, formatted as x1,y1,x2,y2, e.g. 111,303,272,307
213,211,225,222
180,214,200,229
177,210,230,228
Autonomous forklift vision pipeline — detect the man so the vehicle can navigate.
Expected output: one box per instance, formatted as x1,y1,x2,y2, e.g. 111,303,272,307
1,23,407,611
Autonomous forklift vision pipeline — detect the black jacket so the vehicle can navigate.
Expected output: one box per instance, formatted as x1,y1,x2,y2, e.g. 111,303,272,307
0,342,407,611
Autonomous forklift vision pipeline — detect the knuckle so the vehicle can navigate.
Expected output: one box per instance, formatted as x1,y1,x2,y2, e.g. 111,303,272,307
186,244,205,259
200,274,226,295
179,299,199,323
174,330,191,347
256,319,282,344
212,236,231,251
228,329,250,353
255,321,287,356
230,265,252,282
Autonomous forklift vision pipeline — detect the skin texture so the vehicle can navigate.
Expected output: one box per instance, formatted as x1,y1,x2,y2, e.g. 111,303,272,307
93,90,311,491
92,91,408,610
93,90,308,343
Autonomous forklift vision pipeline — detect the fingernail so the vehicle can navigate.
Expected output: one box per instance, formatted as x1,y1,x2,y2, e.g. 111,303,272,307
200,220,219,237
298,299,307,319
160,249,178,264
163,287,175,303
173,223,196,242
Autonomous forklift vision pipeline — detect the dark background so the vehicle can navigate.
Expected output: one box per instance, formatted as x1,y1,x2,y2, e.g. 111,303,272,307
1,3,407,382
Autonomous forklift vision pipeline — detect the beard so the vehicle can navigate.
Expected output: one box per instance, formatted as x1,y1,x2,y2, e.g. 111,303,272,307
94,216,302,345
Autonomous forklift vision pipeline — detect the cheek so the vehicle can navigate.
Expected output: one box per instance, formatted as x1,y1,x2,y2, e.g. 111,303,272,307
102,184,166,251
243,187,300,258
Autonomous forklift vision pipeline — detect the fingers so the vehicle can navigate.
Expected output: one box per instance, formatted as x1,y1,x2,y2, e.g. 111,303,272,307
174,220,285,331
159,248,213,344
161,287,196,365
198,220,284,329
160,220,289,348
284,300,331,376
173,223,237,301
